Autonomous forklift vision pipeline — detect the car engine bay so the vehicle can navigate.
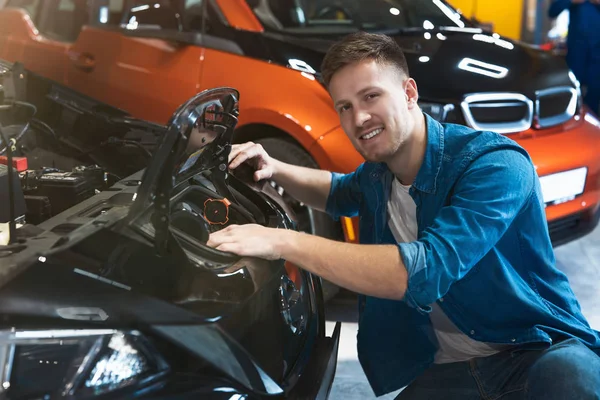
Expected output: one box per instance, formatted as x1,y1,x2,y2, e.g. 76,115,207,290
0,62,278,248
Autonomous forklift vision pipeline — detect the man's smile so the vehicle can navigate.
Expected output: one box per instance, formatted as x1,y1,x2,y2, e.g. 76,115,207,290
360,127,384,140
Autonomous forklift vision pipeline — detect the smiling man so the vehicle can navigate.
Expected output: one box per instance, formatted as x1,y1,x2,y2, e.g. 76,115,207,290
207,32,600,399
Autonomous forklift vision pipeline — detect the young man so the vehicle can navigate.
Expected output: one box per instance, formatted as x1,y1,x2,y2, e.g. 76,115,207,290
207,32,600,398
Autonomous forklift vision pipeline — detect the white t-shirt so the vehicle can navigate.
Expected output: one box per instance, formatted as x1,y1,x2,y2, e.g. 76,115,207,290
387,177,509,364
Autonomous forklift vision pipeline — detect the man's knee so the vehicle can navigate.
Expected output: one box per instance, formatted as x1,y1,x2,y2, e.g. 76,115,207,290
526,339,600,399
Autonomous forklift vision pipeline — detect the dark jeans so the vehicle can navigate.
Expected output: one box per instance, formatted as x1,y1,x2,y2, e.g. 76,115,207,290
396,338,600,399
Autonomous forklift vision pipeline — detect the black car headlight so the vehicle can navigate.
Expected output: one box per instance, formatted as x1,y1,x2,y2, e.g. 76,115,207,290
419,102,455,122
0,329,168,398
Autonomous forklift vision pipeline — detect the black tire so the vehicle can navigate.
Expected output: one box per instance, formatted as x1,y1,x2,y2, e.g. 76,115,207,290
256,137,342,302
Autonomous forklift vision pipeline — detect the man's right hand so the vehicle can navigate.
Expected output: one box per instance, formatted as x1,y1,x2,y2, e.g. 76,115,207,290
228,141,332,213
228,142,277,182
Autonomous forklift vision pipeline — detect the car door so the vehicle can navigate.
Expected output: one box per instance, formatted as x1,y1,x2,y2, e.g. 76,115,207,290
0,0,81,83
96,0,205,125
64,0,124,104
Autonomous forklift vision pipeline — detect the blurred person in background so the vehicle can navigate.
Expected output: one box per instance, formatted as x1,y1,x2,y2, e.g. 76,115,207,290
549,0,600,115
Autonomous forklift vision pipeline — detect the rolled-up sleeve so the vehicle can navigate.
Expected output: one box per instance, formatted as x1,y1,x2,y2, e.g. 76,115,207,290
325,163,365,219
399,149,535,312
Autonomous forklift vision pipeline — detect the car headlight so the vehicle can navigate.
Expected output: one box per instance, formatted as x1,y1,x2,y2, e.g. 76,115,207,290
0,329,168,398
419,102,455,122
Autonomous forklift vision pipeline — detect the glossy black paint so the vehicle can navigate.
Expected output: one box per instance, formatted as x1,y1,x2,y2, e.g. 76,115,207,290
250,29,571,101
0,64,339,399
197,5,574,112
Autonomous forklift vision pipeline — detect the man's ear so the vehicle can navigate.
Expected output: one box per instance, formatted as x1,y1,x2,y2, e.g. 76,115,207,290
405,78,419,109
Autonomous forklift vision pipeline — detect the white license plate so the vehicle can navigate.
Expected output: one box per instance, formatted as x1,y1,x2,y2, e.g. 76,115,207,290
539,167,587,205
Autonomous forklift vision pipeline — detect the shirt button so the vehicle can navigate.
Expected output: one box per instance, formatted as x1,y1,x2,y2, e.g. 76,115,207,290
439,298,444,302
470,330,475,335
511,338,516,343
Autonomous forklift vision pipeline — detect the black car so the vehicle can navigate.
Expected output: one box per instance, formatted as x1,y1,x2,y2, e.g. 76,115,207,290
0,61,340,399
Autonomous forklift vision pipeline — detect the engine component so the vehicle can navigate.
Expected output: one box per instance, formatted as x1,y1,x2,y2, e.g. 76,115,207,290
22,195,51,225
203,198,231,226
20,165,107,221
0,155,28,172
0,164,26,224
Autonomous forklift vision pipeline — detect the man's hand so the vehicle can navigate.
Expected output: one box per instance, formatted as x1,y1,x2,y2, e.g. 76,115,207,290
590,0,600,5
228,142,277,182
207,223,408,300
207,224,288,260
572,0,586,4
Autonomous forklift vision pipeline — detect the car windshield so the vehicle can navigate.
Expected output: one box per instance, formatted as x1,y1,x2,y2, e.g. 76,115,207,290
247,0,475,34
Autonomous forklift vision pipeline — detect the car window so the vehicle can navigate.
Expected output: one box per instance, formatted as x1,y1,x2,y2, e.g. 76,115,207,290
184,0,228,36
90,0,124,27
247,0,474,34
120,1,226,34
182,0,205,32
123,0,182,30
37,0,89,42
5,0,41,20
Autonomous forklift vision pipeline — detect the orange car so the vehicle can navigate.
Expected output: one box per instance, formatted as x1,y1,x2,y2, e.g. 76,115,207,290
1,0,599,255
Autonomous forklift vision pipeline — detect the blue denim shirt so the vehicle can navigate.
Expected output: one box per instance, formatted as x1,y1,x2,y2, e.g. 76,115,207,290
325,114,600,396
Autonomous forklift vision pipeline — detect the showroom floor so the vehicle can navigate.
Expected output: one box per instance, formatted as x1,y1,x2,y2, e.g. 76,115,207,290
325,221,600,399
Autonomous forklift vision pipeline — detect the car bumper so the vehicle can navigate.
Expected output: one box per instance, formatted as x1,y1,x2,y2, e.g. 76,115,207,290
289,321,341,400
142,321,342,399
516,110,600,244
548,202,600,247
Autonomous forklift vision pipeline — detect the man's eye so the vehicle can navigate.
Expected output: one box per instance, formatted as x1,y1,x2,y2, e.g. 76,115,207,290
339,104,351,113
366,93,379,100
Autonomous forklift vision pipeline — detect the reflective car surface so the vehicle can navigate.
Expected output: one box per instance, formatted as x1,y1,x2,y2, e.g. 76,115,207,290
0,61,340,399
0,0,598,250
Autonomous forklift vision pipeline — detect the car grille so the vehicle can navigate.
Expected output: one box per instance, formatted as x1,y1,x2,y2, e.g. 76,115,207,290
461,93,533,134
460,87,578,133
548,213,581,238
535,87,578,128
547,212,583,246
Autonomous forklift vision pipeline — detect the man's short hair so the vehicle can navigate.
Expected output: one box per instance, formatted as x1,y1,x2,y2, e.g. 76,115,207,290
320,31,410,87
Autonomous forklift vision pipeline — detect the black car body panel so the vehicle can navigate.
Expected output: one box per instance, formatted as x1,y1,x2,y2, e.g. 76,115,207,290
224,27,573,110
0,61,340,399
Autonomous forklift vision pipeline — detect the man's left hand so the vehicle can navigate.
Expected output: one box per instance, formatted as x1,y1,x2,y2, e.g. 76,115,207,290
207,224,289,260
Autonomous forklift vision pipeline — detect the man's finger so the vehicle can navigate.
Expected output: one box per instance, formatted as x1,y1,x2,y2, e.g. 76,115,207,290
229,146,262,170
228,142,254,163
216,242,243,255
254,168,272,181
206,235,221,248
207,225,241,245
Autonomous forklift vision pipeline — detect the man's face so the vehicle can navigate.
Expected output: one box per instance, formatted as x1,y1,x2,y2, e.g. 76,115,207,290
328,59,418,163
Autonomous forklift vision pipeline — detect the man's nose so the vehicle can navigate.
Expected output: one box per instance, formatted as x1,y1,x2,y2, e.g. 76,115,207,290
354,109,371,127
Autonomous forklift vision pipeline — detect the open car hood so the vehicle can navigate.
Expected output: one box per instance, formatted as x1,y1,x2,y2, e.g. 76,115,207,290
0,60,243,285
126,87,240,255
130,88,239,215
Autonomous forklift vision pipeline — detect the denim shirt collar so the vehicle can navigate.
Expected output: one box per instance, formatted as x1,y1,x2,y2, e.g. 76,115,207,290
411,113,445,194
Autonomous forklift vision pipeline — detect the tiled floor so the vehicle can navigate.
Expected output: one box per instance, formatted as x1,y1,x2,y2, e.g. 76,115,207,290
325,222,600,399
